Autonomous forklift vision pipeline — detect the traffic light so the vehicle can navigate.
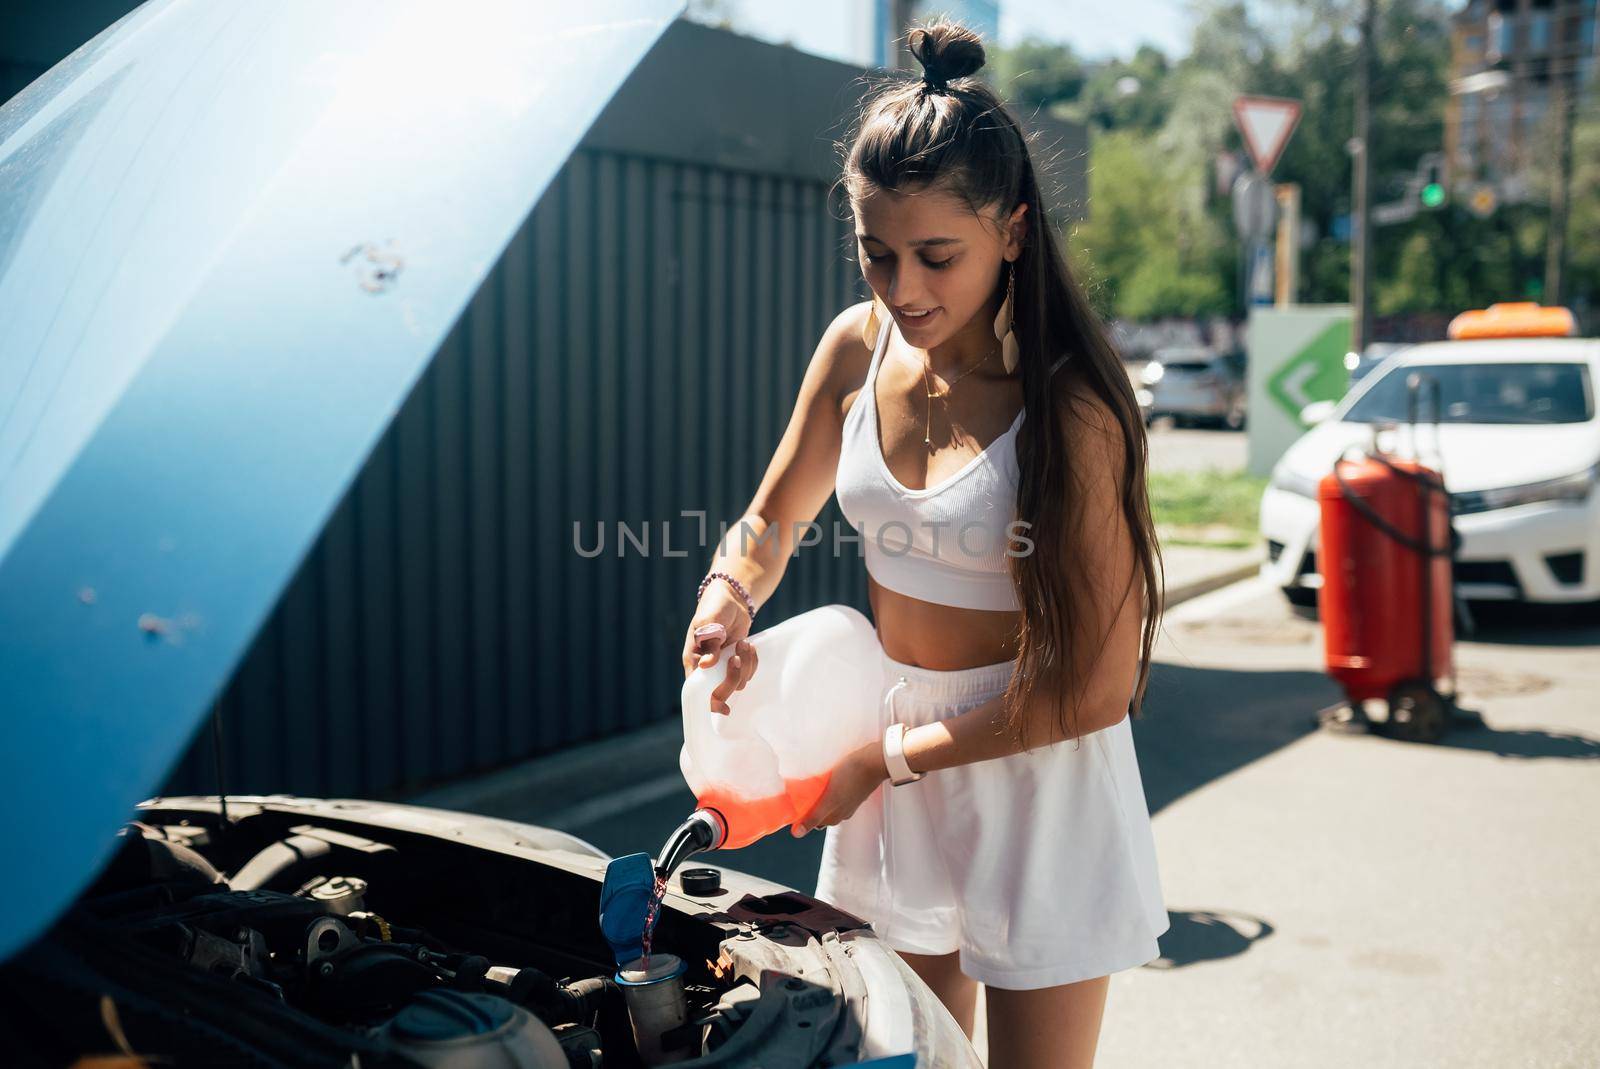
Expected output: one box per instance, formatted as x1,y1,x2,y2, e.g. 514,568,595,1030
1418,155,1446,209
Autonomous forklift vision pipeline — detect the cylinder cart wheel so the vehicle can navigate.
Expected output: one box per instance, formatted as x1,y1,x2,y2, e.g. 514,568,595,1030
1385,680,1448,743
1314,702,1371,734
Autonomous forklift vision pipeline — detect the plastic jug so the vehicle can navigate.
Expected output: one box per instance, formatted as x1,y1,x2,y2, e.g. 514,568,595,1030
679,603,885,850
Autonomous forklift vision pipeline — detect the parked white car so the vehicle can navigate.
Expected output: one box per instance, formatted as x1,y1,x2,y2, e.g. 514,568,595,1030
1260,336,1600,606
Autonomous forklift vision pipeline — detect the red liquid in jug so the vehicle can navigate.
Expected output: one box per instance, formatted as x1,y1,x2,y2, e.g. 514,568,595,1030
697,772,832,850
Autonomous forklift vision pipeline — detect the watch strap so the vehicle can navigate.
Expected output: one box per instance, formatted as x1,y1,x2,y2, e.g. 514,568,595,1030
882,722,924,785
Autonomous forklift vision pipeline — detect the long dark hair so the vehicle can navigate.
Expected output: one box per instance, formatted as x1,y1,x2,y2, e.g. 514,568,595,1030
834,17,1163,749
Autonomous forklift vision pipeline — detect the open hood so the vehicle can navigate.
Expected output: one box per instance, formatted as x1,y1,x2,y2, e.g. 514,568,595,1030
0,0,683,963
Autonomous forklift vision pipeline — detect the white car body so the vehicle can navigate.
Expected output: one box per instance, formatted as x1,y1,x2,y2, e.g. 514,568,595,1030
1260,337,1600,603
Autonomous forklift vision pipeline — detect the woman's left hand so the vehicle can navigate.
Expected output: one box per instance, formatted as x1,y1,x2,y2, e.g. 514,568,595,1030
791,740,890,836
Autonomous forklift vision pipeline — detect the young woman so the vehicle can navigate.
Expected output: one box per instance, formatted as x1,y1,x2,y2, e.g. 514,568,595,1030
679,19,1168,1068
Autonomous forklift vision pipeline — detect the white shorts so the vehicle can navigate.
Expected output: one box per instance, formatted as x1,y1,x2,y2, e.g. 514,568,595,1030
814,649,1171,990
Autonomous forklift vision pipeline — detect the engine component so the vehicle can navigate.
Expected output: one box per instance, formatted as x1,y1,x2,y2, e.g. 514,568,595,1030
32,810,903,1068
305,915,362,968
490,965,609,1028
302,875,369,916
229,825,396,892
87,823,224,899
699,981,762,1049
304,920,448,1020
552,1023,603,1068
179,922,270,983
348,909,394,942
615,953,694,1066
372,990,568,1068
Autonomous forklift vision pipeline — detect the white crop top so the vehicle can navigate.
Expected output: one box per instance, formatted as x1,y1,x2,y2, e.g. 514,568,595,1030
835,313,1066,611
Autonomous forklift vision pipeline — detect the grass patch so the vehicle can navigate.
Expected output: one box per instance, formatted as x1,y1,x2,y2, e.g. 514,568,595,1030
1148,469,1270,548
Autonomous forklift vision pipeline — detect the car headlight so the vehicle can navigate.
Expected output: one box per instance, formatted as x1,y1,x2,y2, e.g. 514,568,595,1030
1140,362,1165,385
1269,464,1322,500
1452,461,1599,515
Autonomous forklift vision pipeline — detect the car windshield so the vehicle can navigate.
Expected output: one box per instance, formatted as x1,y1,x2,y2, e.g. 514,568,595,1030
1343,362,1594,425
1161,361,1211,373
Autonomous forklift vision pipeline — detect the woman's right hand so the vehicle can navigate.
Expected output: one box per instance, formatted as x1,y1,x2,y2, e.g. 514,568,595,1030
681,585,758,715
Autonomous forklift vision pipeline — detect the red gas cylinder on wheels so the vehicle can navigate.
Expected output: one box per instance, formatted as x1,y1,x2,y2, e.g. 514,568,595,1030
1317,450,1455,741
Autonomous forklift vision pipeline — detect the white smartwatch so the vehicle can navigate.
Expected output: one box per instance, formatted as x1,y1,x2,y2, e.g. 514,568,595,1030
882,722,925,786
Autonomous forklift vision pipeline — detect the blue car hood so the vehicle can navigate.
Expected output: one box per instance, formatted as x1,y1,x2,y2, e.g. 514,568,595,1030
0,0,682,963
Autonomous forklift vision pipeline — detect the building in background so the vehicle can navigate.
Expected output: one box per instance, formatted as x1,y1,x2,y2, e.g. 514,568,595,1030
1445,0,1597,204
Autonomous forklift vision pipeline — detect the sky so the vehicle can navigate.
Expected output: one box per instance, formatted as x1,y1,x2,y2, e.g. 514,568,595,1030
717,0,1194,66
999,0,1193,60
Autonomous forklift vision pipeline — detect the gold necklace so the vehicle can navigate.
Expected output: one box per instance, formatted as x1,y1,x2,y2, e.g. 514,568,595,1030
920,346,1000,448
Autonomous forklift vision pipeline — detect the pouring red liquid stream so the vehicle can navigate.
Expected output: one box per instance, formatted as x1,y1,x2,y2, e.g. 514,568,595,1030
639,873,667,965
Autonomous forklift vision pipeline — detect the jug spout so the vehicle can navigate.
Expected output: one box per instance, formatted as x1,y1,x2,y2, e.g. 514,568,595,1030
654,808,726,882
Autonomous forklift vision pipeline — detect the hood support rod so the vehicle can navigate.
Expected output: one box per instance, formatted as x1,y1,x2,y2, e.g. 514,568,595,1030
210,701,230,831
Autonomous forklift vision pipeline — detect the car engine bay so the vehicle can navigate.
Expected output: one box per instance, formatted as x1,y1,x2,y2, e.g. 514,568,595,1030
0,798,896,1068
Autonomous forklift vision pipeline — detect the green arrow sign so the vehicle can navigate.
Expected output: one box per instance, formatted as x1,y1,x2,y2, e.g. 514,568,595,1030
1266,320,1351,423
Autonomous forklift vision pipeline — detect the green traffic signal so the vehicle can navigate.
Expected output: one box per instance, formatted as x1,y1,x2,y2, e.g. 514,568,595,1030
1421,182,1445,208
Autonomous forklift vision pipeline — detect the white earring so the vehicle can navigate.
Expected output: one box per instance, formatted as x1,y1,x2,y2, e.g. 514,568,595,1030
994,267,1019,374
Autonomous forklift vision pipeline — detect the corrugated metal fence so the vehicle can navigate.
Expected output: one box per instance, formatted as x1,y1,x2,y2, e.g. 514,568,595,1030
161,150,872,798
148,18,1086,801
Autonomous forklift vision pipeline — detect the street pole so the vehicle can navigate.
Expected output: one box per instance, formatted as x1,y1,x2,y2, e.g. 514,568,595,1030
1350,0,1375,353
1275,183,1301,307
1238,243,1248,318
1544,55,1575,306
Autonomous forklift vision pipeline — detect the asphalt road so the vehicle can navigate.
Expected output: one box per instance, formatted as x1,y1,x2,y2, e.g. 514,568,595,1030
1099,580,1600,1068
1145,420,1248,474
540,580,1600,1067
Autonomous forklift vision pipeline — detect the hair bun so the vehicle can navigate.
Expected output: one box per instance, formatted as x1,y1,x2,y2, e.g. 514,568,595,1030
907,19,985,88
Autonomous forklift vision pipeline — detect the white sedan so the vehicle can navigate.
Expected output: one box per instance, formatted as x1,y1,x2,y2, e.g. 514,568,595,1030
1260,337,1600,605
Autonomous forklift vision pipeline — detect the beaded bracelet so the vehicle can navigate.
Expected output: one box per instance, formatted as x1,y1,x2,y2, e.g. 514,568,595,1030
697,571,757,623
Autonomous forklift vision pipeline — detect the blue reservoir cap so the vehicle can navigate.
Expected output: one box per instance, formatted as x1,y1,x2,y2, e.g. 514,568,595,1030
599,852,657,967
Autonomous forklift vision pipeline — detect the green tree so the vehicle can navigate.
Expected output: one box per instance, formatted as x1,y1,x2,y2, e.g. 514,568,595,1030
1062,46,1174,133
1007,0,1599,323
1378,231,1442,313
1567,92,1600,318
1530,81,1600,317
1221,0,1454,305
1069,131,1230,318
989,38,1086,113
